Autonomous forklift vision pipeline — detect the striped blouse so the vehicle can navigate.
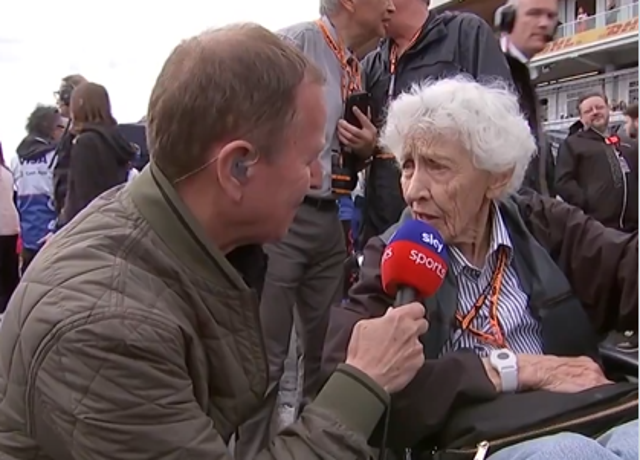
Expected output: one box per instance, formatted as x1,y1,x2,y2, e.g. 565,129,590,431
440,205,544,357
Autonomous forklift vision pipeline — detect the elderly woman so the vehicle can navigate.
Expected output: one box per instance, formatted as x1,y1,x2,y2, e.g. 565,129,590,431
322,77,638,460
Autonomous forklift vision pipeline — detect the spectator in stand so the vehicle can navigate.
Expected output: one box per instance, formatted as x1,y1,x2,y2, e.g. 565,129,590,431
11,105,66,271
52,74,87,222
0,142,20,313
576,6,588,32
624,103,638,139
59,82,137,226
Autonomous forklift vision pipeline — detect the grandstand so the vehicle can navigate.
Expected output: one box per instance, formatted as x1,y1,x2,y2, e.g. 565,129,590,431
431,0,638,144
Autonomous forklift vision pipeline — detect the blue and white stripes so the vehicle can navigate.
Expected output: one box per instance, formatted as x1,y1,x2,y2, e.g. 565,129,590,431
441,205,544,357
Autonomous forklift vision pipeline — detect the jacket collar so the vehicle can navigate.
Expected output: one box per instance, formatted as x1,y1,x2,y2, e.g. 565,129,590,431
319,15,357,58
383,10,447,58
501,35,539,79
128,162,249,291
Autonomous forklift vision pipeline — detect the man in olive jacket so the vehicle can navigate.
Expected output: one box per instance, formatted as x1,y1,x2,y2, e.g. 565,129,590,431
0,24,429,459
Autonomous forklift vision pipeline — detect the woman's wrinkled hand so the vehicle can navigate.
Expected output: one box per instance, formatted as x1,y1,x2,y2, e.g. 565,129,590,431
519,354,613,393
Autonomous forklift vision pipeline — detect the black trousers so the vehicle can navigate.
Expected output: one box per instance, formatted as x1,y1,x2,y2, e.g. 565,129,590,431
0,234,19,313
21,247,38,274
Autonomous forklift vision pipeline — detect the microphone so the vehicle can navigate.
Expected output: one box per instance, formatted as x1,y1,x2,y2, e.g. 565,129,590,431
380,219,449,306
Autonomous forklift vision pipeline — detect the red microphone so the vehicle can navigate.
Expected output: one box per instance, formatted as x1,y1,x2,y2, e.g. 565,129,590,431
381,219,449,306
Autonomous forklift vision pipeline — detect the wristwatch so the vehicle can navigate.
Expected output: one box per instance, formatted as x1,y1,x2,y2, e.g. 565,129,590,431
489,349,518,393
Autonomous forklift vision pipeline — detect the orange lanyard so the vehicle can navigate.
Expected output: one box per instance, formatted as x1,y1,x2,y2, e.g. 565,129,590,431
316,19,362,100
455,247,509,348
387,29,421,98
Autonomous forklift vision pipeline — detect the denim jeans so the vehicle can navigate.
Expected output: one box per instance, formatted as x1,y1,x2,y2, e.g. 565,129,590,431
488,419,638,460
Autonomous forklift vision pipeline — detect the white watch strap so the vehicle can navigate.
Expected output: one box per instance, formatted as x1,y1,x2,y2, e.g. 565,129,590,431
500,364,518,393
491,349,518,393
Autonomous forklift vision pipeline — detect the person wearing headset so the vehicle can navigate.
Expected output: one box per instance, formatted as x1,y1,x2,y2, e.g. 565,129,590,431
495,0,559,196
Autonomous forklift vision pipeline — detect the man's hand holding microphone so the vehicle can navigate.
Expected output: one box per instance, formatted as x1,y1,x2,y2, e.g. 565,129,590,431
346,303,429,392
343,219,449,394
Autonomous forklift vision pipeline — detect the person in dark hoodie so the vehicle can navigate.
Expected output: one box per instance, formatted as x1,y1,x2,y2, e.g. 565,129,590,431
359,0,514,246
59,82,136,226
10,105,66,272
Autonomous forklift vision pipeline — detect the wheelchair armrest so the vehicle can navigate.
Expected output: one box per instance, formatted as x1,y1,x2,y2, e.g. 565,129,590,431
599,331,638,380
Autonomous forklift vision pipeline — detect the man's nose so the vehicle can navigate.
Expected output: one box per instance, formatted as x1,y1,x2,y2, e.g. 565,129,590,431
309,159,322,190
539,14,556,31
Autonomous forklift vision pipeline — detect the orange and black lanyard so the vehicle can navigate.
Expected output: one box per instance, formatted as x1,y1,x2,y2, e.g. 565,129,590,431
455,246,509,348
387,28,422,99
315,19,362,101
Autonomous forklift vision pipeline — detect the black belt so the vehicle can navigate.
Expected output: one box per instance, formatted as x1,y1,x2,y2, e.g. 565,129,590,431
303,196,338,212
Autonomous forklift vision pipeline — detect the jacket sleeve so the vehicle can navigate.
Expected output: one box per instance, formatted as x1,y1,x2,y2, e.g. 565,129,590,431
555,138,587,208
323,237,498,449
65,133,116,222
34,317,388,460
517,193,638,333
457,13,514,85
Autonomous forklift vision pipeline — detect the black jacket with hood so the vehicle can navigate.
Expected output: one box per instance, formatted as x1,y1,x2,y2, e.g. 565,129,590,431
360,11,514,245
16,136,57,164
52,131,74,217
61,123,136,226
555,126,638,232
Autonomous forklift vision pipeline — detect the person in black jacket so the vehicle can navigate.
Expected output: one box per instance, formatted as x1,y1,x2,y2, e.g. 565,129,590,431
494,0,559,196
555,92,638,232
60,82,136,226
360,0,514,246
52,74,88,219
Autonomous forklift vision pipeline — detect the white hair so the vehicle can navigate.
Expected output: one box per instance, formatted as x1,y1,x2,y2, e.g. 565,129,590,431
380,76,536,196
319,0,340,15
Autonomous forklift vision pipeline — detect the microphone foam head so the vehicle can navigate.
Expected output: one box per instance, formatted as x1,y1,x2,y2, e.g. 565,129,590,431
380,219,448,298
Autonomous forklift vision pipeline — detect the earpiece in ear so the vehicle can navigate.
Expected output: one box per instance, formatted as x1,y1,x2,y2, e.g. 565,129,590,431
232,160,248,180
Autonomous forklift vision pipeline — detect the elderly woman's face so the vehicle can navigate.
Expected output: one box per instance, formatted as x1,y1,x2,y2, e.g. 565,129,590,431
399,134,499,244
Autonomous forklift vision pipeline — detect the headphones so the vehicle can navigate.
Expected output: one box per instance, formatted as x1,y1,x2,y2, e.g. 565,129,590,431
494,3,559,42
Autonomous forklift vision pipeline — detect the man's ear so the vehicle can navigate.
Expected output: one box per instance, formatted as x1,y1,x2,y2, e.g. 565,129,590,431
486,168,514,200
216,140,260,201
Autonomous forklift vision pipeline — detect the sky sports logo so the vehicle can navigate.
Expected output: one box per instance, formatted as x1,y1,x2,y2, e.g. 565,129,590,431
382,246,447,279
409,249,447,279
421,232,444,253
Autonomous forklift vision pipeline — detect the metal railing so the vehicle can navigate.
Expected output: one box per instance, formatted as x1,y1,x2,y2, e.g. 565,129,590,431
555,4,638,39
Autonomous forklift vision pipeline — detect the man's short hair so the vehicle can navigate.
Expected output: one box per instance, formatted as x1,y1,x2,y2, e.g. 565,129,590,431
577,92,609,113
147,23,324,182
26,104,60,138
61,74,88,88
624,103,638,120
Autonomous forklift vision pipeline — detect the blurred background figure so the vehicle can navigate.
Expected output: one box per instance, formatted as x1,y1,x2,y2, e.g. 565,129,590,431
10,105,64,272
59,82,137,226
0,141,19,313
52,74,88,222
624,103,638,139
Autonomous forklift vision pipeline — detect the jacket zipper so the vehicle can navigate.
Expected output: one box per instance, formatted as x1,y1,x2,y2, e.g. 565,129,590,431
614,146,629,229
449,398,637,456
